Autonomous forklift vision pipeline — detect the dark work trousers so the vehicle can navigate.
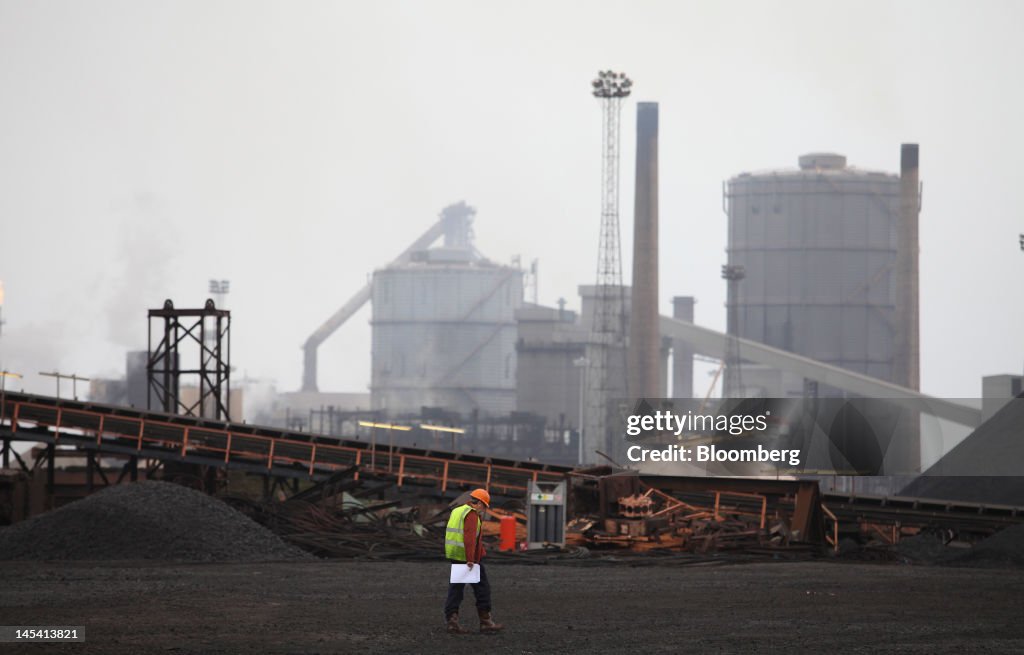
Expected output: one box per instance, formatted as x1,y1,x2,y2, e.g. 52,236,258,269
444,562,492,619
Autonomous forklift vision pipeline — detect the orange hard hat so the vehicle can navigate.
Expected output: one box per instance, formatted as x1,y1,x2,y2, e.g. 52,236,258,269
469,488,491,507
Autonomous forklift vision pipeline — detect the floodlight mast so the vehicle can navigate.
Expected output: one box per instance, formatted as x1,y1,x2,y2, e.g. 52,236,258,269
585,70,632,463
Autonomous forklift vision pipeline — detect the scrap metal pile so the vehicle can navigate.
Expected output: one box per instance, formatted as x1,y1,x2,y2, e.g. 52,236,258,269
227,464,1024,563
236,497,443,559
564,468,825,557
227,474,445,559
226,469,527,560
224,466,831,561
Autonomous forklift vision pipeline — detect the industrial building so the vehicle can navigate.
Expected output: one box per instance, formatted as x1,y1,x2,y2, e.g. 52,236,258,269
513,302,587,433
722,150,920,398
2,79,1023,655
73,136,983,479
13,75,1009,495
370,204,523,417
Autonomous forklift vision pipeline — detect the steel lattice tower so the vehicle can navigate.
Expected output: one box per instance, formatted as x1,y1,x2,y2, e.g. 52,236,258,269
584,70,631,462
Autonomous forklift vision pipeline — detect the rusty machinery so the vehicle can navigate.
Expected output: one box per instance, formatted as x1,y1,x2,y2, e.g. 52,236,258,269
567,470,828,551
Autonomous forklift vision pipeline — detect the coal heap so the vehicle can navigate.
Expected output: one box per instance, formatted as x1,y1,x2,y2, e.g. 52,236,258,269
901,396,1024,506
0,481,314,562
949,523,1024,569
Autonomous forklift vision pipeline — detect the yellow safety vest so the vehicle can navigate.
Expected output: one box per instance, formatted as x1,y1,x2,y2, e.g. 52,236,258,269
444,504,481,561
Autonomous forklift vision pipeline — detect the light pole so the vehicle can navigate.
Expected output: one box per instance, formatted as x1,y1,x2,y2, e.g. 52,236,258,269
357,420,411,472
420,424,466,452
588,70,632,469
573,356,589,465
39,371,91,400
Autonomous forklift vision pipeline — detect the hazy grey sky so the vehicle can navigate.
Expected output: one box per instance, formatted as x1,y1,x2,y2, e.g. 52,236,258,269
1,0,1021,400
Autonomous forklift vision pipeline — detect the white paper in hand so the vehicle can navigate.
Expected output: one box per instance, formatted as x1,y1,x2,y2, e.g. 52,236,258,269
450,563,481,584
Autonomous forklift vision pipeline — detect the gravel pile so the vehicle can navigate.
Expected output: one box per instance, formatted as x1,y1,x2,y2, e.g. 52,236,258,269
948,523,1024,568
895,532,959,564
0,481,313,562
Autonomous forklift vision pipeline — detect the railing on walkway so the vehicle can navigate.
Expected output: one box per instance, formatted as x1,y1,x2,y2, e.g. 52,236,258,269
0,392,569,494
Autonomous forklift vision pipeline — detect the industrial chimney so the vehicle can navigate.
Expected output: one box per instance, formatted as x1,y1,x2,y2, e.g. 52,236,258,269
895,144,920,391
629,102,660,399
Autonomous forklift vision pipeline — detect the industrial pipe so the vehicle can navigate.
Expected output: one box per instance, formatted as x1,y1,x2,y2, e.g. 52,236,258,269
300,219,446,391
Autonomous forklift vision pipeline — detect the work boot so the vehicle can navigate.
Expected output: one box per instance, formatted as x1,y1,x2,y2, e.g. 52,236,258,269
446,612,470,635
478,609,505,634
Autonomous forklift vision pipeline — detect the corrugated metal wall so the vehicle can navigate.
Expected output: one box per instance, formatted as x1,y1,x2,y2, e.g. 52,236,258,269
370,263,523,416
726,158,902,392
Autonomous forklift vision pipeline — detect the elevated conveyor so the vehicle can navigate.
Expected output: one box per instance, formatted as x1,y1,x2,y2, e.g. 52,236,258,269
3,392,1019,540
659,315,982,428
0,391,569,494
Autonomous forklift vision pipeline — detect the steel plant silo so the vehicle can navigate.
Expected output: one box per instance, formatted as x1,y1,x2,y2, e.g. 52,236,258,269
370,203,523,417
723,151,919,397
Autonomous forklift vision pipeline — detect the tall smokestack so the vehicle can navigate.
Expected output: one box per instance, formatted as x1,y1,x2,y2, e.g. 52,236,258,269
629,102,660,399
672,296,695,398
896,143,920,391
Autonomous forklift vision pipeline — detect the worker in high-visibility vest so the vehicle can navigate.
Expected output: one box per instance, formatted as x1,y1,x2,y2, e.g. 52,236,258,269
444,488,505,634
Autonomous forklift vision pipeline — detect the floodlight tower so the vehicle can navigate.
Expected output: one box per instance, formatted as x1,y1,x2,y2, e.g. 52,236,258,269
209,279,230,308
586,70,632,462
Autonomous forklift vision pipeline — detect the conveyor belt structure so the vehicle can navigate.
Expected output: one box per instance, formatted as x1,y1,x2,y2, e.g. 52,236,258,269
0,391,569,494
2,391,1021,538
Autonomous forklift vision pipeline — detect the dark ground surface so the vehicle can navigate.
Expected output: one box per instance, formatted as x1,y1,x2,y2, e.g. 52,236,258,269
2,559,1024,654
